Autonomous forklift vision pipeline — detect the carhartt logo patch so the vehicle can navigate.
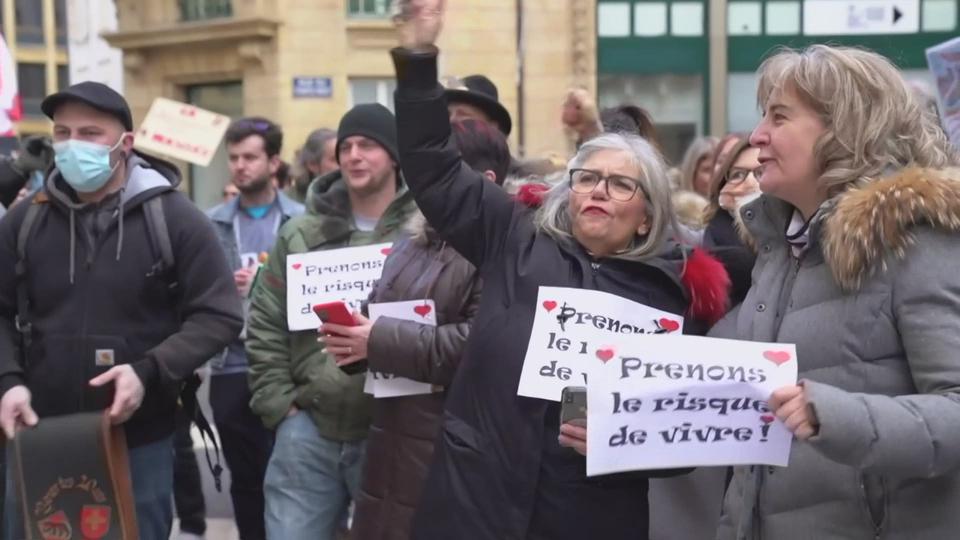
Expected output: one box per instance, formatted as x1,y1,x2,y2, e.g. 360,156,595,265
94,350,115,367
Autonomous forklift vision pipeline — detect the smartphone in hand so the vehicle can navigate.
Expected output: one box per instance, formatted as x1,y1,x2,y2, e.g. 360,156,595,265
312,302,355,327
560,386,587,428
312,302,367,375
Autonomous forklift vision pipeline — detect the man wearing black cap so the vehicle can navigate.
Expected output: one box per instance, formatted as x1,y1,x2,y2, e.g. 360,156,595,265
247,103,416,539
0,81,243,539
445,74,513,136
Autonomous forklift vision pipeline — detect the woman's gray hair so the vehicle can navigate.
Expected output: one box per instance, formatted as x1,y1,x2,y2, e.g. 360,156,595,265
534,132,678,260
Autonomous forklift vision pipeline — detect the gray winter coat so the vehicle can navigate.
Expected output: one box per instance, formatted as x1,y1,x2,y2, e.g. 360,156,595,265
711,167,960,540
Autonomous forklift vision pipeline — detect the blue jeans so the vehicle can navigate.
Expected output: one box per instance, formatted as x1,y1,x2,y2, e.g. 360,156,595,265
129,436,174,540
4,436,173,540
264,411,366,540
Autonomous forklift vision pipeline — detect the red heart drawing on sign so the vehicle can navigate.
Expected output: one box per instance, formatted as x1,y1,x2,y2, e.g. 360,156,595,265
596,347,615,363
763,350,792,366
292,263,302,270
760,414,775,424
542,301,557,312
658,318,680,332
414,305,432,318
380,248,392,256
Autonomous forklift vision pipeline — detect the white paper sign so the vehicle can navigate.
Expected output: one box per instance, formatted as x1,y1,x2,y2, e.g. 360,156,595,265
586,335,798,476
926,36,960,149
134,97,230,166
517,287,684,402
286,243,392,331
365,300,438,398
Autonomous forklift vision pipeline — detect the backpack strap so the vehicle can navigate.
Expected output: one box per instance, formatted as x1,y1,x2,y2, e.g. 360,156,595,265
14,192,49,355
142,196,178,293
180,373,224,492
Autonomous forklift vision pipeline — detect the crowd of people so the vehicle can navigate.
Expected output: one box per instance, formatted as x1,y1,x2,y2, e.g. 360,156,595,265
1,1,960,539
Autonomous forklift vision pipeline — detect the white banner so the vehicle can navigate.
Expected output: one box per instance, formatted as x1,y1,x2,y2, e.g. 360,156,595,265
365,300,439,398
134,97,230,166
927,36,960,149
517,287,684,402
586,335,797,476
285,243,392,331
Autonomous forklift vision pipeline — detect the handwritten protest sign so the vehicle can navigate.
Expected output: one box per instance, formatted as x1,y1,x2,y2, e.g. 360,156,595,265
586,335,797,476
517,287,684,402
365,300,440,398
286,243,392,331
134,97,230,166
927,37,960,148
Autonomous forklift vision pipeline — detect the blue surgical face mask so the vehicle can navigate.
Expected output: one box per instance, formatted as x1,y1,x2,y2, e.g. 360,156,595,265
53,134,128,193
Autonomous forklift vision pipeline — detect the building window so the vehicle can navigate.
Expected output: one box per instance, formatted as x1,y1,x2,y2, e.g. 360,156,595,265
728,1,762,35
348,0,393,18
765,1,800,35
598,2,631,37
15,0,44,45
348,78,396,112
179,0,233,22
18,63,46,117
671,2,704,37
55,0,67,45
634,3,667,37
922,0,957,32
57,64,68,91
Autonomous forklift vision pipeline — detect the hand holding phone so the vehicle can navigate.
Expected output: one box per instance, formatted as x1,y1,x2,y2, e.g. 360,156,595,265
313,302,367,375
559,386,588,456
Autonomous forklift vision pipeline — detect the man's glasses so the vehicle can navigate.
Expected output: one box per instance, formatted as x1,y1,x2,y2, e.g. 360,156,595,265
725,167,762,185
569,168,644,202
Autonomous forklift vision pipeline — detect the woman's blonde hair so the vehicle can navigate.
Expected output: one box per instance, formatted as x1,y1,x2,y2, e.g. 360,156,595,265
757,45,959,193
703,136,751,222
678,136,719,192
535,133,677,260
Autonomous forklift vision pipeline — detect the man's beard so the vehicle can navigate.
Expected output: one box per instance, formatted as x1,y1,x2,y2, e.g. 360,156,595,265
236,172,272,195
349,169,395,198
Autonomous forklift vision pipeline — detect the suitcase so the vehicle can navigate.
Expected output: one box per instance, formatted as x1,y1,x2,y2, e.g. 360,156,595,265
8,411,138,540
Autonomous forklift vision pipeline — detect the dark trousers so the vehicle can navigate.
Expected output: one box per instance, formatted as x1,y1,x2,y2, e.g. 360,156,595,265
210,372,273,540
174,405,207,535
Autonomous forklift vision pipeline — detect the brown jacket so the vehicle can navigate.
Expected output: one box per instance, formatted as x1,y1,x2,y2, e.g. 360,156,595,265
351,212,482,540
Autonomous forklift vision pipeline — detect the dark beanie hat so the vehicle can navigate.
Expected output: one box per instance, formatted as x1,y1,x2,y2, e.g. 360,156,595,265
336,103,399,165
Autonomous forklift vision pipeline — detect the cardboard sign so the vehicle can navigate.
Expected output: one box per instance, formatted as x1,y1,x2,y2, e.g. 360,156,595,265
286,243,392,331
517,287,684,402
134,97,230,166
364,299,439,398
926,36,960,148
586,335,797,476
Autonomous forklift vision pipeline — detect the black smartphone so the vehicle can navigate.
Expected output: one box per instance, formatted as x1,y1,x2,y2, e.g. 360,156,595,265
560,386,587,427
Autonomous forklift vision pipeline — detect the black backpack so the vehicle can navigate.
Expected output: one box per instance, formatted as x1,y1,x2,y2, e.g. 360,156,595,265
12,190,223,491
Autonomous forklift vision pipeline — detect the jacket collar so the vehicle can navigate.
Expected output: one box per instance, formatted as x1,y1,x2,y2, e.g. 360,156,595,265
209,189,304,224
743,167,960,291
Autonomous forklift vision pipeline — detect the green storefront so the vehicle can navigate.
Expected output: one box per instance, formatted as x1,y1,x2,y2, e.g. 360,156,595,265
597,0,959,164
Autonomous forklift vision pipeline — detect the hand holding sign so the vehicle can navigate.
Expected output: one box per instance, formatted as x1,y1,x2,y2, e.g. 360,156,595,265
585,335,798,476
769,384,819,440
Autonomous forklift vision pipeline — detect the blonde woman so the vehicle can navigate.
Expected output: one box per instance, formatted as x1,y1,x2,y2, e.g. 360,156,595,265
711,45,960,539
678,135,718,196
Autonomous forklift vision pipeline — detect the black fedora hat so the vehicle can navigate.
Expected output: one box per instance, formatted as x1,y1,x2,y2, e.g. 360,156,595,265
444,75,512,136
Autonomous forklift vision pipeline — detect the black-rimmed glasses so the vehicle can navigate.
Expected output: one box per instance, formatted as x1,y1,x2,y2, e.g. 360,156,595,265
569,168,644,202
725,166,762,185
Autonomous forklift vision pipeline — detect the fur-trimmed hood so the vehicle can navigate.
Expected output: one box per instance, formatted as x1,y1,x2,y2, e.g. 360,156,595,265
745,167,960,291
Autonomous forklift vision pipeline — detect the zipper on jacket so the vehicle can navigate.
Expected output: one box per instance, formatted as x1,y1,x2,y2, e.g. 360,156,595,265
590,261,600,275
